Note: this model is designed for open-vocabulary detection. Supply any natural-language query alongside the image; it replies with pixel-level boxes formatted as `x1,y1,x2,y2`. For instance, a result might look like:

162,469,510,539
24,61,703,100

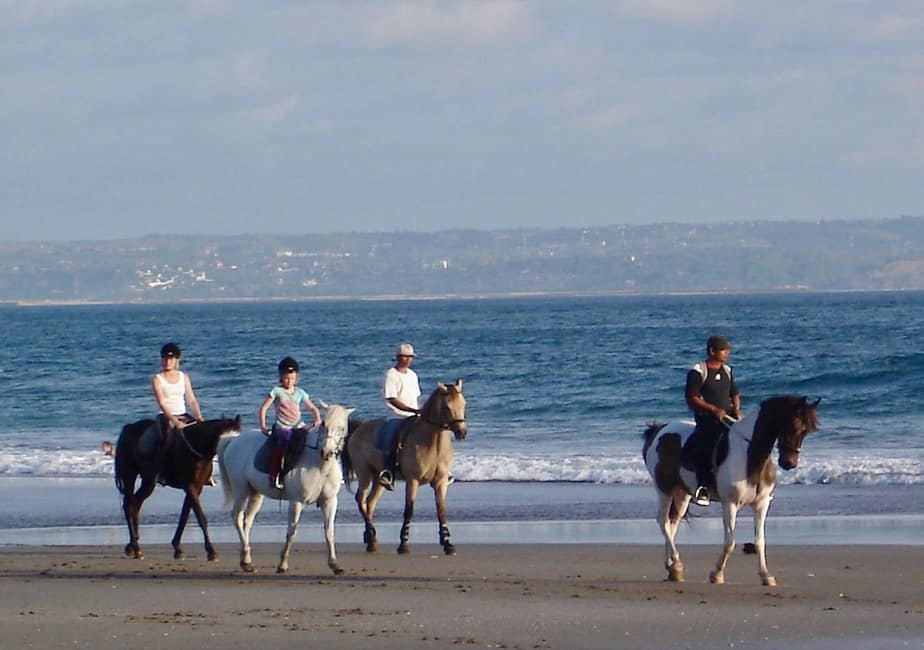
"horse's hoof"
173,551,184,560
207,553,218,562
762,575,777,587
709,571,725,585
365,543,377,553
397,544,410,555
331,565,344,576
667,571,684,583
443,543,456,556
276,566,288,574
241,563,256,573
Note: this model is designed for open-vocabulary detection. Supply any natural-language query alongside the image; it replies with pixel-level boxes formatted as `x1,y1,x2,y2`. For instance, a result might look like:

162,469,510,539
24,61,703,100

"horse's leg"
433,479,456,556
656,490,684,582
710,501,739,584
183,484,217,562
124,476,156,559
355,474,383,552
232,491,263,572
319,493,344,575
278,500,303,574
752,498,776,586
397,479,421,555
172,492,193,560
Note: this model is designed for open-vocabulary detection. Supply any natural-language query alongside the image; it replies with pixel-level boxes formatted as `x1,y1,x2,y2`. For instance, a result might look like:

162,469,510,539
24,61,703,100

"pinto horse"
115,415,242,561
343,380,467,555
217,403,353,575
643,395,819,586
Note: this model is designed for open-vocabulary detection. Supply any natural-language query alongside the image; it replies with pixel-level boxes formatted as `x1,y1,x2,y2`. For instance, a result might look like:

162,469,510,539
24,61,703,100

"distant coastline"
8,286,922,309
2,217,922,302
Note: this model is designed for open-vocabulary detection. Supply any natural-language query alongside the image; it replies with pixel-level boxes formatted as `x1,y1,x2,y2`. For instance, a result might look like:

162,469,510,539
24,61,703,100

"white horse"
217,403,354,575
642,395,819,586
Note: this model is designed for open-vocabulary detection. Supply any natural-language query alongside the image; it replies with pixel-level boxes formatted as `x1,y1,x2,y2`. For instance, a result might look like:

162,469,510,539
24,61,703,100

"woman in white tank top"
152,342,203,431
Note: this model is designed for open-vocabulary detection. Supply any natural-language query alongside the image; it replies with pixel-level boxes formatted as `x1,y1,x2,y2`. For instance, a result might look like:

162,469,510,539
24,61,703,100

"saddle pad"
138,423,162,459
252,428,317,475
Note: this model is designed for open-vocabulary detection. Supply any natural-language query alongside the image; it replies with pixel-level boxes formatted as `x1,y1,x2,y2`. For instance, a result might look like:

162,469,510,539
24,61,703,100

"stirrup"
693,487,711,507
377,469,395,491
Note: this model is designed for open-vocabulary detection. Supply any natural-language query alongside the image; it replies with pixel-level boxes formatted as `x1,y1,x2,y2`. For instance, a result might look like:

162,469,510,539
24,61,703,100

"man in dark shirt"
685,335,741,506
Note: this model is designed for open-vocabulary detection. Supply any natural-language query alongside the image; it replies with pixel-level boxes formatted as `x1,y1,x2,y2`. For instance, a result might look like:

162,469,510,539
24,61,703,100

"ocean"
1,292,923,542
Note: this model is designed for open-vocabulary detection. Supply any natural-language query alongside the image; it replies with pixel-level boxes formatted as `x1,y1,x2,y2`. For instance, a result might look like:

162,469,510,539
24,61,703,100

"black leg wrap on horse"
400,523,410,545
439,525,451,547
363,525,377,544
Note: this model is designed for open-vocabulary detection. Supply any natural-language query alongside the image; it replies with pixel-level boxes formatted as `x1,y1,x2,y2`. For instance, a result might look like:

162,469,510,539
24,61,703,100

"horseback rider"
152,342,203,483
258,356,322,490
685,334,741,506
377,342,422,491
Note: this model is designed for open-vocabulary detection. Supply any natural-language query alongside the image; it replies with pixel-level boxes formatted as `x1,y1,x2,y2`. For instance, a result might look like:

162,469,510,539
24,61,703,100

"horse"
216,403,353,575
642,395,820,586
114,415,242,561
343,379,467,555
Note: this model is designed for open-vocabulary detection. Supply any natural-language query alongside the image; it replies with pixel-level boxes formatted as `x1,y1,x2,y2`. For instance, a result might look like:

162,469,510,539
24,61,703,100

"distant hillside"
1,217,922,303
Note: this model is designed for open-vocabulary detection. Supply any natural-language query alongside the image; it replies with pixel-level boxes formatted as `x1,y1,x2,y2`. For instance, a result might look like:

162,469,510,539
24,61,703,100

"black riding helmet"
278,356,299,373
161,342,181,359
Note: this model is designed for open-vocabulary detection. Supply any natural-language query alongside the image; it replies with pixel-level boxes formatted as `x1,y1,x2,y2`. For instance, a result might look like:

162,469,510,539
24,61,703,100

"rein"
178,427,206,459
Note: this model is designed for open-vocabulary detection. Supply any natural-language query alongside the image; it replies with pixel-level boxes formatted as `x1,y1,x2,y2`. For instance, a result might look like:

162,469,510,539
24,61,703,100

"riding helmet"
278,356,299,373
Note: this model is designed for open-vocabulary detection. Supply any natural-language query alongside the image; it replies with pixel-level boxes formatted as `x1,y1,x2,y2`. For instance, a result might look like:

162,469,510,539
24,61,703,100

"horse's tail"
339,418,362,491
113,423,132,495
216,434,237,509
642,421,665,444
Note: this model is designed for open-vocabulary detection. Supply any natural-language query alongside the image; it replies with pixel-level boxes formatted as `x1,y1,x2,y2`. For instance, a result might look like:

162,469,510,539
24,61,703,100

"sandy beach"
2,542,922,649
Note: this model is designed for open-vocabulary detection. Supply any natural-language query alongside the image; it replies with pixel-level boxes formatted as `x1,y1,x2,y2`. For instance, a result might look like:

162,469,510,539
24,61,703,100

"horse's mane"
759,395,820,432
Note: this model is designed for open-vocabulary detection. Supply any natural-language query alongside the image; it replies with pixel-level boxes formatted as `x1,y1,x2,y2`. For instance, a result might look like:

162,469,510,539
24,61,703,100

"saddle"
680,422,730,487
253,428,312,478
375,417,417,471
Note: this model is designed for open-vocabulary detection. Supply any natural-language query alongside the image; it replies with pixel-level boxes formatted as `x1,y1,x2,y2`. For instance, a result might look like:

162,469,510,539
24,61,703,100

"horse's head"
422,378,467,440
771,396,820,470
318,404,354,461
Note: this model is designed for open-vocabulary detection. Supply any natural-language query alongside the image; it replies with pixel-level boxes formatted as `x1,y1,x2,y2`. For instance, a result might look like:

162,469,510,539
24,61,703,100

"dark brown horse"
115,415,241,560
343,380,467,555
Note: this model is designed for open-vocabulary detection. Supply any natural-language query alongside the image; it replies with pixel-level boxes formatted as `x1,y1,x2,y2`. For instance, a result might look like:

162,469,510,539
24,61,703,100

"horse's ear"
454,378,463,392
346,407,356,416
811,397,822,408
233,414,242,428
319,399,330,410
437,381,448,393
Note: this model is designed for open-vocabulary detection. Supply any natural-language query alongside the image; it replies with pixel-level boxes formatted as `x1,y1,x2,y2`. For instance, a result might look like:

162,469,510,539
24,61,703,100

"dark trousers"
689,416,728,488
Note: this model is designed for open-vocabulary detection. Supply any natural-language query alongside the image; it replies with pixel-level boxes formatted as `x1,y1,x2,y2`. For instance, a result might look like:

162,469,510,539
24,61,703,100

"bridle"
422,395,466,432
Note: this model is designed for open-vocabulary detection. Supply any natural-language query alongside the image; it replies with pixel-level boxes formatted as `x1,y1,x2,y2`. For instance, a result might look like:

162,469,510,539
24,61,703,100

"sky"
2,1,923,242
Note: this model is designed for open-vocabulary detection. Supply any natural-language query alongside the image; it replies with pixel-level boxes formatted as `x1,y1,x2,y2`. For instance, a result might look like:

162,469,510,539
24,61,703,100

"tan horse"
343,379,467,555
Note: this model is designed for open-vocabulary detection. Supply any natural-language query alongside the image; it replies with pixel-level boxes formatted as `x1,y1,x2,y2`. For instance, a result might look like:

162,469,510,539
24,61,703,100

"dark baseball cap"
278,356,299,373
160,342,181,358
707,335,732,351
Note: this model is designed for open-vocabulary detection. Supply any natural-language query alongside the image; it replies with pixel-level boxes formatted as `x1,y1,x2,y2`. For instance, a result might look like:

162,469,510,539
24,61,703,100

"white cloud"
359,0,534,47
614,0,736,24
240,94,299,123
577,104,639,132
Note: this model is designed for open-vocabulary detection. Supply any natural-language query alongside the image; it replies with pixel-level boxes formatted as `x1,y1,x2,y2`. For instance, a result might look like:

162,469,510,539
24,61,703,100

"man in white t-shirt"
378,342,421,490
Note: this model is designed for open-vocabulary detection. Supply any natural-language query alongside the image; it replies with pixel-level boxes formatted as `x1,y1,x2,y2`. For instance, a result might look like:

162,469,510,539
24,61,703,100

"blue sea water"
1,292,922,533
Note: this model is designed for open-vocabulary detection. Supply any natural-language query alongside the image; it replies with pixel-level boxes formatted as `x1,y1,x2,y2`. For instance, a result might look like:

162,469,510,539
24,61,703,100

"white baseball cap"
395,342,415,357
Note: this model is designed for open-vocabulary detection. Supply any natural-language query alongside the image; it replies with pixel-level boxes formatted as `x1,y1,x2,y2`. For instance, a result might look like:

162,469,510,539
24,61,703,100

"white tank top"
156,371,187,415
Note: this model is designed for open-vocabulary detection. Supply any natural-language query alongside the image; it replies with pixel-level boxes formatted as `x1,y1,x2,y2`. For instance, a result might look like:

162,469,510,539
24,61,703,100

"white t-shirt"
155,371,187,415
384,366,421,417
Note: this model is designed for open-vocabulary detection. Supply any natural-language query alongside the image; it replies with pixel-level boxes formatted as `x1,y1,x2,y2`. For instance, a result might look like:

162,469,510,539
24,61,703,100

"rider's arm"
303,396,322,429
387,397,420,416
258,394,274,434
184,374,203,421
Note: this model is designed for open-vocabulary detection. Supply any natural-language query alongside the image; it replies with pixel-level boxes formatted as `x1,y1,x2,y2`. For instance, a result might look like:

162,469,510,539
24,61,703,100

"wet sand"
1,543,921,649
